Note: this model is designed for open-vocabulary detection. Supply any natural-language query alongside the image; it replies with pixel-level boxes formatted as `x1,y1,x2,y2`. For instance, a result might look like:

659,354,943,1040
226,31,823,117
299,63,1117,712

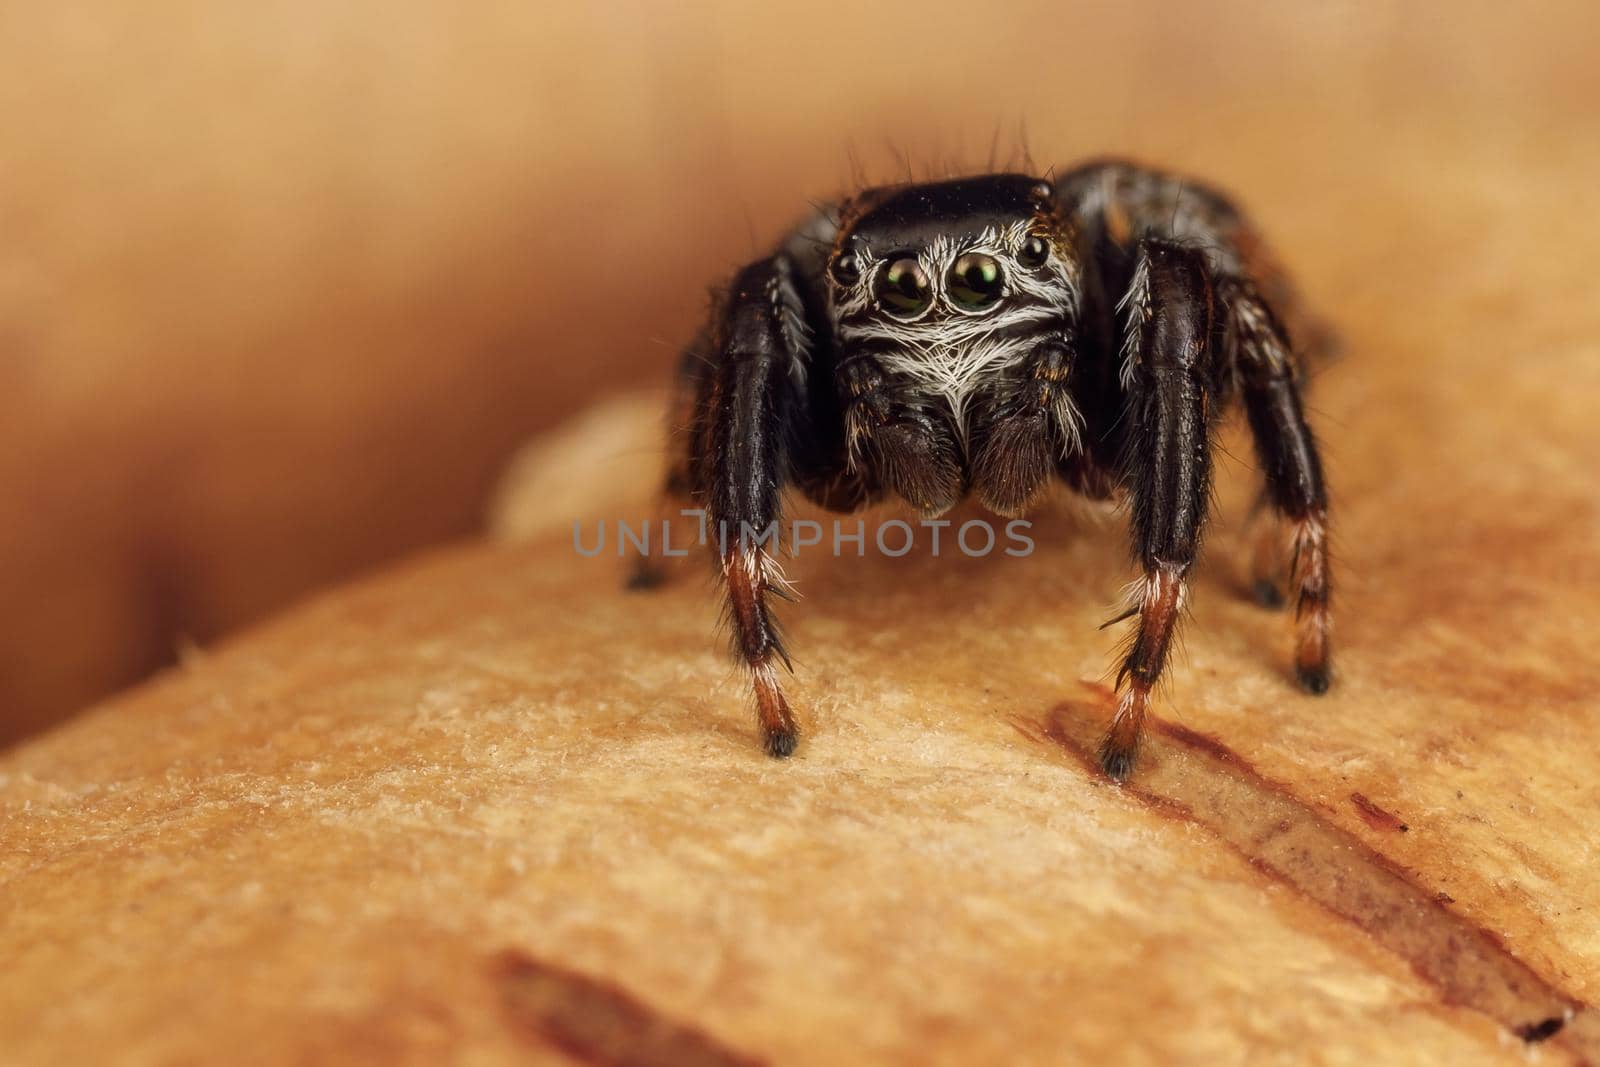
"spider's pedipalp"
840,354,964,516
970,335,1081,515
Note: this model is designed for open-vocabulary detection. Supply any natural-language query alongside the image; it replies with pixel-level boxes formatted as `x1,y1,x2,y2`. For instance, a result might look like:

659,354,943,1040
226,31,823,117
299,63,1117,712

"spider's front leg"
690,255,812,757
1099,241,1221,779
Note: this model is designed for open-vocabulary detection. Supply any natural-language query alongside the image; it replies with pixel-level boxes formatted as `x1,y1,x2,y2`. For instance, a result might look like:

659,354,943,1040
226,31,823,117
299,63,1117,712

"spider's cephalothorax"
638,161,1333,779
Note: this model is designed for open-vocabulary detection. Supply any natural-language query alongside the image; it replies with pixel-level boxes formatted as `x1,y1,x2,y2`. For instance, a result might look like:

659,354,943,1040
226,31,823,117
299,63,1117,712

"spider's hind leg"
1223,279,1333,693
1242,490,1287,609
624,470,697,591
627,341,705,591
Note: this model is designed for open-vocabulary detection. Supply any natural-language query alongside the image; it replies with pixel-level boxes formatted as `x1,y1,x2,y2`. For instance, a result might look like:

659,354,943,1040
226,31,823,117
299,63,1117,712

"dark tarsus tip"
1513,1016,1565,1044
763,726,798,759
624,562,667,592
1096,737,1137,782
1296,663,1331,695
1251,579,1286,610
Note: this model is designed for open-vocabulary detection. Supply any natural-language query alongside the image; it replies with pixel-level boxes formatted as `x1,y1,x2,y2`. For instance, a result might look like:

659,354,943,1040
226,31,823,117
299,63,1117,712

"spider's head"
826,174,1074,331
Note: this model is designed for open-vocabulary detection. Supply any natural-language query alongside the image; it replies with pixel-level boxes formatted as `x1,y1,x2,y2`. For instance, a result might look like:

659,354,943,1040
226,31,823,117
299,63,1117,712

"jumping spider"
637,160,1332,779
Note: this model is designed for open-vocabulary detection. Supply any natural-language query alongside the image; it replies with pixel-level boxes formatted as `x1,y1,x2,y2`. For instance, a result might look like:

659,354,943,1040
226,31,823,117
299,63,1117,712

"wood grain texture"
3,2,1600,1063
4,186,1599,1059
3,0,1598,745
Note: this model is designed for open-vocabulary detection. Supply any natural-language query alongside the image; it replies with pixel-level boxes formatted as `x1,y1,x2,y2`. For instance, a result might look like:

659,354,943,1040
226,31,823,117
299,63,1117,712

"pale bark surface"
4,5,1600,1063
3,0,1597,746
4,225,1598,1061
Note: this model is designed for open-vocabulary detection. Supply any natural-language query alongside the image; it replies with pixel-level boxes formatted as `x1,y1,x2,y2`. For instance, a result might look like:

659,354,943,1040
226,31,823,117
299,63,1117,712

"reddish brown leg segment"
1100,565,1188,778
1290,509,1332,692
725,547,797,756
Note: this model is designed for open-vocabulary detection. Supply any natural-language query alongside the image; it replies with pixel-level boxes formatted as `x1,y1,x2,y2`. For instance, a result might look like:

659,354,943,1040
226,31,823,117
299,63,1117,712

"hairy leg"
691,256,813,756
1100,240,1220,779
1223,279,1333,693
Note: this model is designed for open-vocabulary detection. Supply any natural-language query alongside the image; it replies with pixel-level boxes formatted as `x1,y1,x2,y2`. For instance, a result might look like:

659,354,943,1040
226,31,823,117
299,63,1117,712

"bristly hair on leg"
1115,255,1154,391
718,544,795,670
1099,565,1189,779
1289,509,1332,693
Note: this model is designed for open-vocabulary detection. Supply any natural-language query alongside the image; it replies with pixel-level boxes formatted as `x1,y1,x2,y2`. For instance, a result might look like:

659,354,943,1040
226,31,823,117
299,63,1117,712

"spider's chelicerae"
638,160,1332,779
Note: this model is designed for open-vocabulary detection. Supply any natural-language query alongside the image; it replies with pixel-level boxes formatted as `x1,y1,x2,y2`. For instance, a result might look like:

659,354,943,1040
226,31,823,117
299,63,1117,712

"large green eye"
948,252,1005,309
875,256,932,317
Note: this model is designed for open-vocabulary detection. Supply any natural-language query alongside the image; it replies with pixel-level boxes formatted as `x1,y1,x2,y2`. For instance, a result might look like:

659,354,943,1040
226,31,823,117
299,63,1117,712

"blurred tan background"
1,1,1595,745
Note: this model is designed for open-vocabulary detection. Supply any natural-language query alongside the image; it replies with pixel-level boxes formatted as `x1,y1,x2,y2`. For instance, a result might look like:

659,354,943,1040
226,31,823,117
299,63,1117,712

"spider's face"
825,174,1080,433
825,174,1077,334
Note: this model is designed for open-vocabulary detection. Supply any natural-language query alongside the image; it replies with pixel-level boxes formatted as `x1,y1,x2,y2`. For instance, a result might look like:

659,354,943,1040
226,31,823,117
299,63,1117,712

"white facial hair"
830,221,1082,450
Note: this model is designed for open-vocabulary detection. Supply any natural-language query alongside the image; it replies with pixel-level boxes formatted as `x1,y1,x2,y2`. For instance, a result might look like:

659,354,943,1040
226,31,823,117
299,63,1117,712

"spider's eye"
875,257,931,317
1018,235,1050,268
948,252,1005,309
830,253,860,286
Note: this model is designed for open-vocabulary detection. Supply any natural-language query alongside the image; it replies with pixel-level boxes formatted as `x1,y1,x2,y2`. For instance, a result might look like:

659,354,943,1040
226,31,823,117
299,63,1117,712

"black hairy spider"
636,160,1332,779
